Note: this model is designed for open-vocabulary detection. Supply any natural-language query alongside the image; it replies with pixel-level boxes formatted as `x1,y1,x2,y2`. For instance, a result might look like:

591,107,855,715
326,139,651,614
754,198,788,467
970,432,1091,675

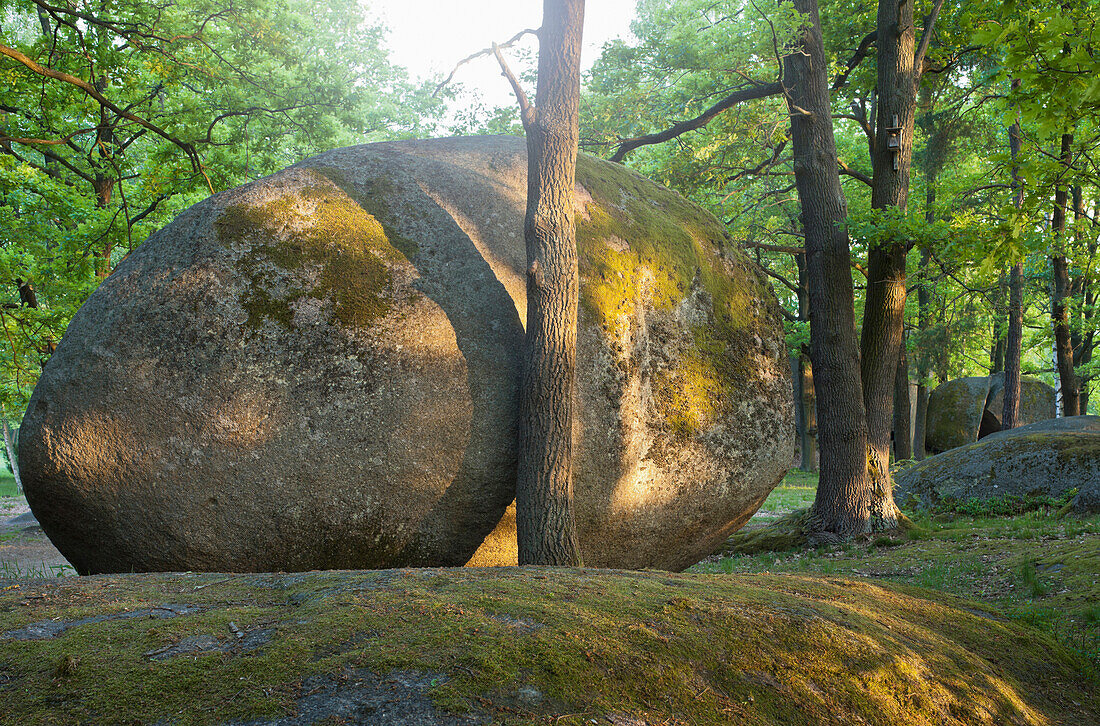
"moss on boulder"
18,136,792,574
896,415,1100,514
1,568,1096,725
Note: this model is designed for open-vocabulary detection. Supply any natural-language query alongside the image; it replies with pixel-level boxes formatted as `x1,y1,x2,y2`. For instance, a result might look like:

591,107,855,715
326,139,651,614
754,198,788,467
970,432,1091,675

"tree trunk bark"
1002,85,1025,431
1051,134,1079,415
1070,186,1093,415
785,0,880,537
515,0,585,566
856,0,915,512
990,274,1007,373
913,383,928,460
795,251,817,472
893,344,912,461
799,352,817,472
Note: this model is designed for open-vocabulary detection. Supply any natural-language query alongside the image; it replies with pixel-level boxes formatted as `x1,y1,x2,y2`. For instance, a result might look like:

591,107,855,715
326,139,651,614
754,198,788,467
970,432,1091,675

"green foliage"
935,489,1079,519
0,0,439,411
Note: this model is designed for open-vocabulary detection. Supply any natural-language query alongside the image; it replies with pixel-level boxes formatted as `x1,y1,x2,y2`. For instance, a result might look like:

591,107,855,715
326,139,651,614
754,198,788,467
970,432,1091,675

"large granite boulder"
896,415,1100,514
925,373,1055,453
19,136,793,575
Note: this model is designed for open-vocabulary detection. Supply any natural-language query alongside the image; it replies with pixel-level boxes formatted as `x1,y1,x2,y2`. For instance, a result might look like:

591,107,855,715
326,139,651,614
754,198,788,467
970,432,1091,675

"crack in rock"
1,604,201,641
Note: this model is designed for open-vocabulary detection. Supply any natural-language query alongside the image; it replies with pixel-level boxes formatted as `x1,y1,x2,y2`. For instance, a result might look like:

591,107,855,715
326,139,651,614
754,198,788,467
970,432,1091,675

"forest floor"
693,470,1100,670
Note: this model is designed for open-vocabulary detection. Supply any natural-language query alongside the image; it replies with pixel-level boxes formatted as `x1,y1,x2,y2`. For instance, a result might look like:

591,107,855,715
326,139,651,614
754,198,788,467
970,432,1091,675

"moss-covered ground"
697,472,1100,670
2,473,1098,724
0,566,1097,725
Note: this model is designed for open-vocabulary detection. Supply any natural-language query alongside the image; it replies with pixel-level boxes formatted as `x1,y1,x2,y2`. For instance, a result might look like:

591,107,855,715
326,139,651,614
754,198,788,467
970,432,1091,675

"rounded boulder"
19,136,792,574
896,415,1100,513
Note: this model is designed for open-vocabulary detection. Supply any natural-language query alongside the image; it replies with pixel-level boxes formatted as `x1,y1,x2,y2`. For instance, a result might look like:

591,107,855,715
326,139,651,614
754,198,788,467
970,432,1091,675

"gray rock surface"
896,415,1100,513
925,373,1055,453
19,136,793,574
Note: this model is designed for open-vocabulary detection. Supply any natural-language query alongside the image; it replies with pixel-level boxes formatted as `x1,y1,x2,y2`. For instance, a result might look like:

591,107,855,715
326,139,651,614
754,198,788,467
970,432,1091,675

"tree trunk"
1051,134,1079,415
990,274,1007,372
784,0,880,537
796,252,816,472
1002,86,1025,431
893,344,912,461
514,0,585,566
857,0,916,511
913,383,928,460
1070,186,1092,414
799,352,817,472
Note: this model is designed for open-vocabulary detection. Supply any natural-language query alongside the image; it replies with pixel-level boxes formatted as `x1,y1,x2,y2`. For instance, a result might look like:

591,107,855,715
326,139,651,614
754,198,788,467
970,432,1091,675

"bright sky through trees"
365,0,636,108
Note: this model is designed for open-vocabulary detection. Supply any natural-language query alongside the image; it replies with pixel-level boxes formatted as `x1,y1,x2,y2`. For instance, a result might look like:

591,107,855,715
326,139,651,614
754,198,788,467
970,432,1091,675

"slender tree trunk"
785,0,880,537
893,344,912,461
795,252,816,472
1002,94,1025,430
514,0,585,566
913,382,929,460
913,127,936,460
990,274,1007,372
1051,133,1079,415
800,354,817,471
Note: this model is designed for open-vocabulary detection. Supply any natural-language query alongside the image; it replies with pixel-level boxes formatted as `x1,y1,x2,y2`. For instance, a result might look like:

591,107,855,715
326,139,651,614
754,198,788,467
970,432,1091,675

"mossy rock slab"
1,568,1096,725
925,375,1054,454
896,415,1100,513
18,136,792,574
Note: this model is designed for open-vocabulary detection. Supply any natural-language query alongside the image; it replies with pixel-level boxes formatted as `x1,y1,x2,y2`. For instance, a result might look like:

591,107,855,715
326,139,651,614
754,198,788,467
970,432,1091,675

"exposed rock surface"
896,415,1100,513
925,373,1055,454
19,136,792,574
2,569,1097,725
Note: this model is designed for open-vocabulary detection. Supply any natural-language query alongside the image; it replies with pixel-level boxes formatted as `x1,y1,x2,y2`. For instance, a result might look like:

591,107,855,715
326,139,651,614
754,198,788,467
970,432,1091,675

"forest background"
1,0,1097,463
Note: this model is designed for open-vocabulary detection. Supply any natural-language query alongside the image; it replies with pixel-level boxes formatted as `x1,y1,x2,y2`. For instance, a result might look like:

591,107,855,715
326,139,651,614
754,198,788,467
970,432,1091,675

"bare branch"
434,28,539,96
744,241,806,255
492,43,535,127
914,0,946,76
838,158,873,187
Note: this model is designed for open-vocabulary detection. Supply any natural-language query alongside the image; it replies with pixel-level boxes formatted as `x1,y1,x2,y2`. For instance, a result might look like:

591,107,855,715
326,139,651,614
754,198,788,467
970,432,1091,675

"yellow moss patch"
214,173,410,331
574,155,773,438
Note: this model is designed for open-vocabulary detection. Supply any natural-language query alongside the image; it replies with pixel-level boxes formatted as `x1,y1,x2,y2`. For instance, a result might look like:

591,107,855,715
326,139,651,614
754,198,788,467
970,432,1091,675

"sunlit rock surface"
19,136,792,574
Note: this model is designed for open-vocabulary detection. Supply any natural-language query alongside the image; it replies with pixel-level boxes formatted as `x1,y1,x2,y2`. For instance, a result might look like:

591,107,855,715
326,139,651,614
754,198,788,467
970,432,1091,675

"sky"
364,0,639,112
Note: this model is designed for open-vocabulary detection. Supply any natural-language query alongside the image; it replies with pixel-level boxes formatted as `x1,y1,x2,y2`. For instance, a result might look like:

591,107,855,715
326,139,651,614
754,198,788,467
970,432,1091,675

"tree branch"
914,0,946,77
838,158,873,187
609,81,785,162
434,28,539,96
831,31,876,91
492,42,535,127
0,42,212,192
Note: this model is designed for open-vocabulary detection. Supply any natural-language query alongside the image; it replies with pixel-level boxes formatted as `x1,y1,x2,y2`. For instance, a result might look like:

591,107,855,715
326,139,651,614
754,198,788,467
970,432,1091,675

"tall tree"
498,0,586,566
784,0,883,536
858,0,942,491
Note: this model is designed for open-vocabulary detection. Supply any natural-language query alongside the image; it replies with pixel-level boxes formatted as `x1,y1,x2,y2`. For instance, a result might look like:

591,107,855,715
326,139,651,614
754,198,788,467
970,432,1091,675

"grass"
756,469,818,513
0,560,73,579
694,470,1100,669
0,471,19,498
